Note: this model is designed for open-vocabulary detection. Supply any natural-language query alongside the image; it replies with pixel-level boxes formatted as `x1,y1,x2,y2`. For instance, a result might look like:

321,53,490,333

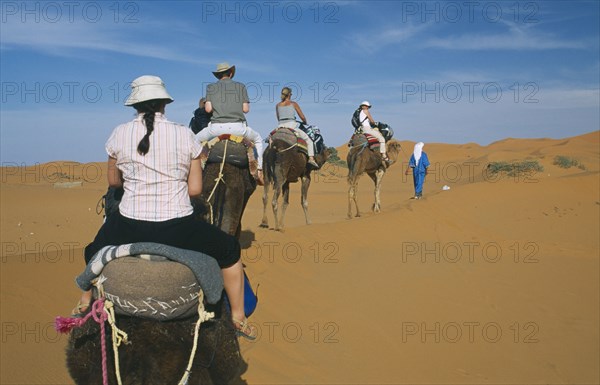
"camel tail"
346,150,359,181
263,148,275,185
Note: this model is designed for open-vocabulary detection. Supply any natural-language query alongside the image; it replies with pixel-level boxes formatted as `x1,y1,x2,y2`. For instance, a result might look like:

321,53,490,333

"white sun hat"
360,100,372,108
124,75,174,106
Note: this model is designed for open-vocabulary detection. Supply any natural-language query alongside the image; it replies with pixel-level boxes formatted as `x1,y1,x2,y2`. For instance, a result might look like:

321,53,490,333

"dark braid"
134,99,166,155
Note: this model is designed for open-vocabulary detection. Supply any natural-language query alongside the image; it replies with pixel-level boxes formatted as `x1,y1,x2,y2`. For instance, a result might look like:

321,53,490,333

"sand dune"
1,132,598,384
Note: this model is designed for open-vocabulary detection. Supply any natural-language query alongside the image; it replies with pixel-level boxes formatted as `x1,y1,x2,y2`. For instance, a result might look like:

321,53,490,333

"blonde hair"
280,87,292,102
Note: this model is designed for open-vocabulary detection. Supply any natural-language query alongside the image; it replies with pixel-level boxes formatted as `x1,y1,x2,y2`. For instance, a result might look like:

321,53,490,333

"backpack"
376,122,394,142
299,122,326,155
351,108,367,130
189,108,211,134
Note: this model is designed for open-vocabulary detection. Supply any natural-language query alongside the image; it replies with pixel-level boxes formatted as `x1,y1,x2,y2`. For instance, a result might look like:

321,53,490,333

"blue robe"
409,152,429,196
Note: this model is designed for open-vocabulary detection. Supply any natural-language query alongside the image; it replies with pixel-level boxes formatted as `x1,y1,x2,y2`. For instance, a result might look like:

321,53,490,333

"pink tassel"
54,299,102,334
55,315,86,334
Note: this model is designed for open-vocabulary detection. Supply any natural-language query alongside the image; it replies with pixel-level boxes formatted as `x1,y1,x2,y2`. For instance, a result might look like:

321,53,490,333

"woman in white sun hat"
74,75,257,339
359,101,388,162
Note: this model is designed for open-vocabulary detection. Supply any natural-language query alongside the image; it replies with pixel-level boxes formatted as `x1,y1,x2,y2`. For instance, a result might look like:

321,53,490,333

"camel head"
315,147,331,166
386,141,403,164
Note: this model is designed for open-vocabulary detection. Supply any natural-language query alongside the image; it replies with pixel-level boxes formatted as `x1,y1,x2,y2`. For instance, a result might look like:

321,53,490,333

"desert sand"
1,131,598,384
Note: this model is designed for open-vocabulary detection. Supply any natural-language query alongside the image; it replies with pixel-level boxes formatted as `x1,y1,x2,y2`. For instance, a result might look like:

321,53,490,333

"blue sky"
1,0,599,165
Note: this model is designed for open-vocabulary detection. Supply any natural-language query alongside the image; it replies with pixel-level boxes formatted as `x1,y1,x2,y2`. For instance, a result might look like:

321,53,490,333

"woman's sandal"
233,318,257,341
71,301,90,318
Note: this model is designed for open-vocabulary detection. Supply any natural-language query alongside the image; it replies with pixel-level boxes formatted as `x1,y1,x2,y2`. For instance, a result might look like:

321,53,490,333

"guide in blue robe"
406,142,430,198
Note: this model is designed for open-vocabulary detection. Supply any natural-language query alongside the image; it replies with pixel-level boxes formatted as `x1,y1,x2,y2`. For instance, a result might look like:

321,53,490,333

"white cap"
360,100,372,108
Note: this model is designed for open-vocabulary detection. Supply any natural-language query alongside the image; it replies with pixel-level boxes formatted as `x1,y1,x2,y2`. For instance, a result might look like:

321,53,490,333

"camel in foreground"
65,139,257,384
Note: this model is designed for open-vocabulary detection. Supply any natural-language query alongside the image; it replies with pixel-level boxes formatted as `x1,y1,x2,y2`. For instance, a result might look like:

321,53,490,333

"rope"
352,142,368,158
275,142,298,153
94,277,128,385
104,300,128,385
205,140,229,225
177,290,215,385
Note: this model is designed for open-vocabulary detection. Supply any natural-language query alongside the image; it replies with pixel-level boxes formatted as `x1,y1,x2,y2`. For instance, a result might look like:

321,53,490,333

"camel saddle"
98,257,202,320
268,127,309,156
349,133,381,151
205,134,256,168
77,242,224,321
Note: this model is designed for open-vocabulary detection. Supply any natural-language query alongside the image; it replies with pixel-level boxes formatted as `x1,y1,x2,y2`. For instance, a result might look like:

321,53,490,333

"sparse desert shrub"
326,147,348,168
487,160,544,177
553,155,585,170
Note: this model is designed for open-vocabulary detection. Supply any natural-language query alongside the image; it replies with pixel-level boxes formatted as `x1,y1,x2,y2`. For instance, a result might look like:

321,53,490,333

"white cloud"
350,22,431,53
0,17,214,64
425,21,588,50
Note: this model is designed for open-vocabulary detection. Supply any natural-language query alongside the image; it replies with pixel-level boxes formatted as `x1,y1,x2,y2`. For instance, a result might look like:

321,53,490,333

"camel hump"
99,257,202,321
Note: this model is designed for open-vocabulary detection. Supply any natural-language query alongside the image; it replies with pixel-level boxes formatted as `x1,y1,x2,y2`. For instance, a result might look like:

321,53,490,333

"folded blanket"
76,242,224,304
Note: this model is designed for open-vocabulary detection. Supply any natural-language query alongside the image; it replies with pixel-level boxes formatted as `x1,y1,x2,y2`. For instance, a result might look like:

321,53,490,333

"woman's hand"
254,169,264,186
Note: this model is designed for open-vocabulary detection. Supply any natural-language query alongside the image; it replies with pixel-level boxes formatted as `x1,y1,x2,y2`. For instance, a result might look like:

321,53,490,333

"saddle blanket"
269,127,308,155
349,133,380,151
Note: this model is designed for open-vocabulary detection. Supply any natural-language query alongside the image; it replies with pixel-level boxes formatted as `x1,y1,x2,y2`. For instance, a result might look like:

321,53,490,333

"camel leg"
371,169,385,213
353,182,361,217
279,182,290,231
300,174,311,225
347,178,355,219
347,175,361,218
271,180,281,231
260,180,270,228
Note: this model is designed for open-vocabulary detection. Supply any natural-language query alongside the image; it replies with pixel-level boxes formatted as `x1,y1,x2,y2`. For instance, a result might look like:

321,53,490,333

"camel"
347,136,402,219
201,139,257,238
65,140,256,385
66,301,244,385
260,128,330,231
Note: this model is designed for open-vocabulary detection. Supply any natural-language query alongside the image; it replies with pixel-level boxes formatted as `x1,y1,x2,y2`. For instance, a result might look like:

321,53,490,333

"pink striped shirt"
105,113,202,221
